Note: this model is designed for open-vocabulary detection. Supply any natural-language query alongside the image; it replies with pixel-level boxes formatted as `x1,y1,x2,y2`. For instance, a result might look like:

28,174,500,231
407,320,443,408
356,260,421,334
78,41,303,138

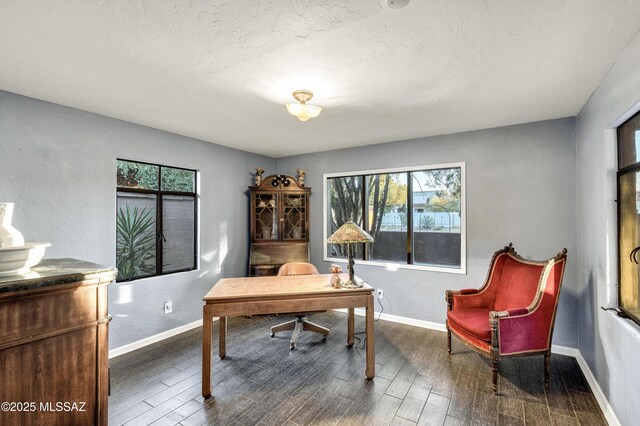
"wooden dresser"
0,259,116,426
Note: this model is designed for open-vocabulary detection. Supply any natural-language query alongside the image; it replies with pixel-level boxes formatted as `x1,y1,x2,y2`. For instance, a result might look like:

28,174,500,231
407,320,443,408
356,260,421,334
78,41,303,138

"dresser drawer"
0,281,105,346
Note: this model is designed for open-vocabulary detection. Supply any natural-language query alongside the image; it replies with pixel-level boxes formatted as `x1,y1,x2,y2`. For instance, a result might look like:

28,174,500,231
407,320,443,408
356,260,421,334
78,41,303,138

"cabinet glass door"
283,194,306,240
255,193,278,240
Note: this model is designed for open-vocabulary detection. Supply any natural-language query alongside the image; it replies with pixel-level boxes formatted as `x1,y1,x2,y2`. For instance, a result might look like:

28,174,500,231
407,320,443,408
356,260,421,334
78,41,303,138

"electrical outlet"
377,289,383,300
163,300,173,314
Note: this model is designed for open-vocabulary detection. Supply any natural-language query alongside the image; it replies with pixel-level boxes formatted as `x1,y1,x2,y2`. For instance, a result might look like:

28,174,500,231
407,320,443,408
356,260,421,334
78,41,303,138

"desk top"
204,273,372,301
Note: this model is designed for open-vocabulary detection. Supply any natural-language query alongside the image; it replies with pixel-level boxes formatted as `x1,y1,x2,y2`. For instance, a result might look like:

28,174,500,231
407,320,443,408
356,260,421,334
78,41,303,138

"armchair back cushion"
454,253,545,312
498,257,566,354
492,255,545,311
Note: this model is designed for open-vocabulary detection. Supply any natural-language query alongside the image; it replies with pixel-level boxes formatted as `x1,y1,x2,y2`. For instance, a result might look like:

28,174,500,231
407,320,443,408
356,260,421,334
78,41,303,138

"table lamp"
327,221,374,288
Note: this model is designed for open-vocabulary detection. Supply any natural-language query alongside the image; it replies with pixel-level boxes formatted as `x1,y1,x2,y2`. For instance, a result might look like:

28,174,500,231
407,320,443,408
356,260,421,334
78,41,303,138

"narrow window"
116,159,197,282
617,112,640,325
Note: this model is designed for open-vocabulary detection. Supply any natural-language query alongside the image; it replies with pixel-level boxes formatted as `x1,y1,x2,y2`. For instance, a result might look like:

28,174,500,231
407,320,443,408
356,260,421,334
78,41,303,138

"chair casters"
322,335,327,342
290,343,296,350
270,332,275,337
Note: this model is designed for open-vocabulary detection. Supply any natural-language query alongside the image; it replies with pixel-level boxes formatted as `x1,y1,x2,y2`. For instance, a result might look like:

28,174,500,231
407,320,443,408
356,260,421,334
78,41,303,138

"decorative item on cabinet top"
297,168,306,187
0,202,51,277
250,173,308,191
254,168,265,186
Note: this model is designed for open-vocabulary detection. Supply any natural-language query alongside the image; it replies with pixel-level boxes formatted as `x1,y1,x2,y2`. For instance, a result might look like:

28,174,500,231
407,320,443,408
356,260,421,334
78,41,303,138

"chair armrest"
506,307,529,316
445,290,458,309
446,288,492,311
493,309,551,355
488,308,528,322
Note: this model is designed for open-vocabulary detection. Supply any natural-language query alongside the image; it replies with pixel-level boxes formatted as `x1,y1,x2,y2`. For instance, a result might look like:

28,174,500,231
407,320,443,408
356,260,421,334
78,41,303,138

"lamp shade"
327,221,373,244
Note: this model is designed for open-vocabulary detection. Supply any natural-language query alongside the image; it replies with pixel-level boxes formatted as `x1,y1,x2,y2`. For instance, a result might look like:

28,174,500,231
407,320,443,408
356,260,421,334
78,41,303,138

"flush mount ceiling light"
286,90,322,122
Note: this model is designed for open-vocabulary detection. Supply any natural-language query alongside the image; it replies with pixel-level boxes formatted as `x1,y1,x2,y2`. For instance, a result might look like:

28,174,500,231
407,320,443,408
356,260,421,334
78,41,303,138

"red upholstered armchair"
445,243,567,393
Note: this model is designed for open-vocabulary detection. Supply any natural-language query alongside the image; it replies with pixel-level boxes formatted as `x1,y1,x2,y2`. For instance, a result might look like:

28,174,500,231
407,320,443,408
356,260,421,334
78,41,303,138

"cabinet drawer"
0,282,103,345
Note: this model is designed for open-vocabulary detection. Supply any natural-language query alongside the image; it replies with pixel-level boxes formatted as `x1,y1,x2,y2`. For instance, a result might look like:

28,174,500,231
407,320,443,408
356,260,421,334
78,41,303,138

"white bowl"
0,243,51,277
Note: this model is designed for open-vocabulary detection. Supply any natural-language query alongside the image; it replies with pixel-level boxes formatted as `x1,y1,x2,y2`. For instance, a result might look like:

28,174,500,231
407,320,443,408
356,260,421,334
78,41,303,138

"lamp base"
340,278,363,289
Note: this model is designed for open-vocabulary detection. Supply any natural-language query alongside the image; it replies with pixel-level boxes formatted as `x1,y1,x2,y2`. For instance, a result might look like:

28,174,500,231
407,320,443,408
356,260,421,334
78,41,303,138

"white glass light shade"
286,103,322,122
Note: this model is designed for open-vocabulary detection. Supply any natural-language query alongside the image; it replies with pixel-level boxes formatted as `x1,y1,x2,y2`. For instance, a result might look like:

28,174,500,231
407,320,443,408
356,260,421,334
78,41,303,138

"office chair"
270,262,330,349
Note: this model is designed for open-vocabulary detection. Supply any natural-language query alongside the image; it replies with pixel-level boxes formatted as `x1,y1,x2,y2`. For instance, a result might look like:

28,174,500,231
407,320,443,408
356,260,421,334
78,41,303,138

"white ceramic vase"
0,202,25,248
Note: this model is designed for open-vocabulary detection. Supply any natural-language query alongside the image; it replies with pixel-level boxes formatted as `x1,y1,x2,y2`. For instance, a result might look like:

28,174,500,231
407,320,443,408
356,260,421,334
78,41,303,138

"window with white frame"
324,163,465,273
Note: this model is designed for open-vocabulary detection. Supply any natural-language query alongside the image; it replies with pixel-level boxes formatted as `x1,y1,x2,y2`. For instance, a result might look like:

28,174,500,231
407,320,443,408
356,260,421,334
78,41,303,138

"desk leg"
347,307,355,347
365,295,375,380
219,316,227,359
202,305,213,398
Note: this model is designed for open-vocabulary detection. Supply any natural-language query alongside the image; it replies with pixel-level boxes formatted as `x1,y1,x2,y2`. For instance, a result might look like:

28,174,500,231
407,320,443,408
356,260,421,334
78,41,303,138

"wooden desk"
202,274,375,398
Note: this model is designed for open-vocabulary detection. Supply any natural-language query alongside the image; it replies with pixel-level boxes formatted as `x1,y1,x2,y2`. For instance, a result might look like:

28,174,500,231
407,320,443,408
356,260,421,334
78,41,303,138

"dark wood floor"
108,311,606,426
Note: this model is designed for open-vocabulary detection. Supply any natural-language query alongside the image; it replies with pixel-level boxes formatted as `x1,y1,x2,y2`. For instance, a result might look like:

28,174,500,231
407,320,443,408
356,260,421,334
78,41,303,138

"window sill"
116,267,199,284
323,256,466,275
605,309,640,340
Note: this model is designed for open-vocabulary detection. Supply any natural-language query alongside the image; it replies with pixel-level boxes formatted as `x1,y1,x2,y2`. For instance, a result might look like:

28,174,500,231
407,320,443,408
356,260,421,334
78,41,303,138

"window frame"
116,158,198,282
617,111,640,326
323,162,466,275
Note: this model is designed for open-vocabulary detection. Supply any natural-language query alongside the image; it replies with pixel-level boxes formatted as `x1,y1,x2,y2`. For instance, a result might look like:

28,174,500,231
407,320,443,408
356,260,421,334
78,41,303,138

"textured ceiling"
1,1,639,157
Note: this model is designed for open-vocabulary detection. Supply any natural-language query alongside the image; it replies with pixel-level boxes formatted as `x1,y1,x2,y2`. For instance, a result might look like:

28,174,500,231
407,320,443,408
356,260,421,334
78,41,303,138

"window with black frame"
116,159,197,282
325,164,464,272
617,112,640,325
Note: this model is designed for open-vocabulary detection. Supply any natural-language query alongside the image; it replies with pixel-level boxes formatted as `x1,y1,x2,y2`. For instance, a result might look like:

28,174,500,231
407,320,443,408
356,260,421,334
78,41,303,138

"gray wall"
0,89,580,354
276,118,578,347
576,31,640,425
0,90,275,349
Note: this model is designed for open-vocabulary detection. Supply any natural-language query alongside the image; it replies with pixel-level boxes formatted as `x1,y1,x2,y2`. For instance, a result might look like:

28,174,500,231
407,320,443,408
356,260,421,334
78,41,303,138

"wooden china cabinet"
248,174,310,276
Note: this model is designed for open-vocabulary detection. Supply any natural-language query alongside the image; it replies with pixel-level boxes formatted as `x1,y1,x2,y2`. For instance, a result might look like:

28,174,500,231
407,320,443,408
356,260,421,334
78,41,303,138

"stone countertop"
0,258,117,294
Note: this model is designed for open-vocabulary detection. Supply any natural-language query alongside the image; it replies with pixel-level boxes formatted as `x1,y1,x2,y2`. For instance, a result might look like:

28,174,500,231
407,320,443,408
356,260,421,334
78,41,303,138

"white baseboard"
551,344,579,357
109,310,620,425
523,344,619,425
108,318,214,359
572,350,621,426
335,309,619,425
333,308,447,332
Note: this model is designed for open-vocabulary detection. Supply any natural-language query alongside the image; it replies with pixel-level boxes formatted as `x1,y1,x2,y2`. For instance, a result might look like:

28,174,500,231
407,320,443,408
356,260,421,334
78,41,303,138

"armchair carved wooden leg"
491,348,500,393
489,311,501,394
444,291,455,355
544,350,551,388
